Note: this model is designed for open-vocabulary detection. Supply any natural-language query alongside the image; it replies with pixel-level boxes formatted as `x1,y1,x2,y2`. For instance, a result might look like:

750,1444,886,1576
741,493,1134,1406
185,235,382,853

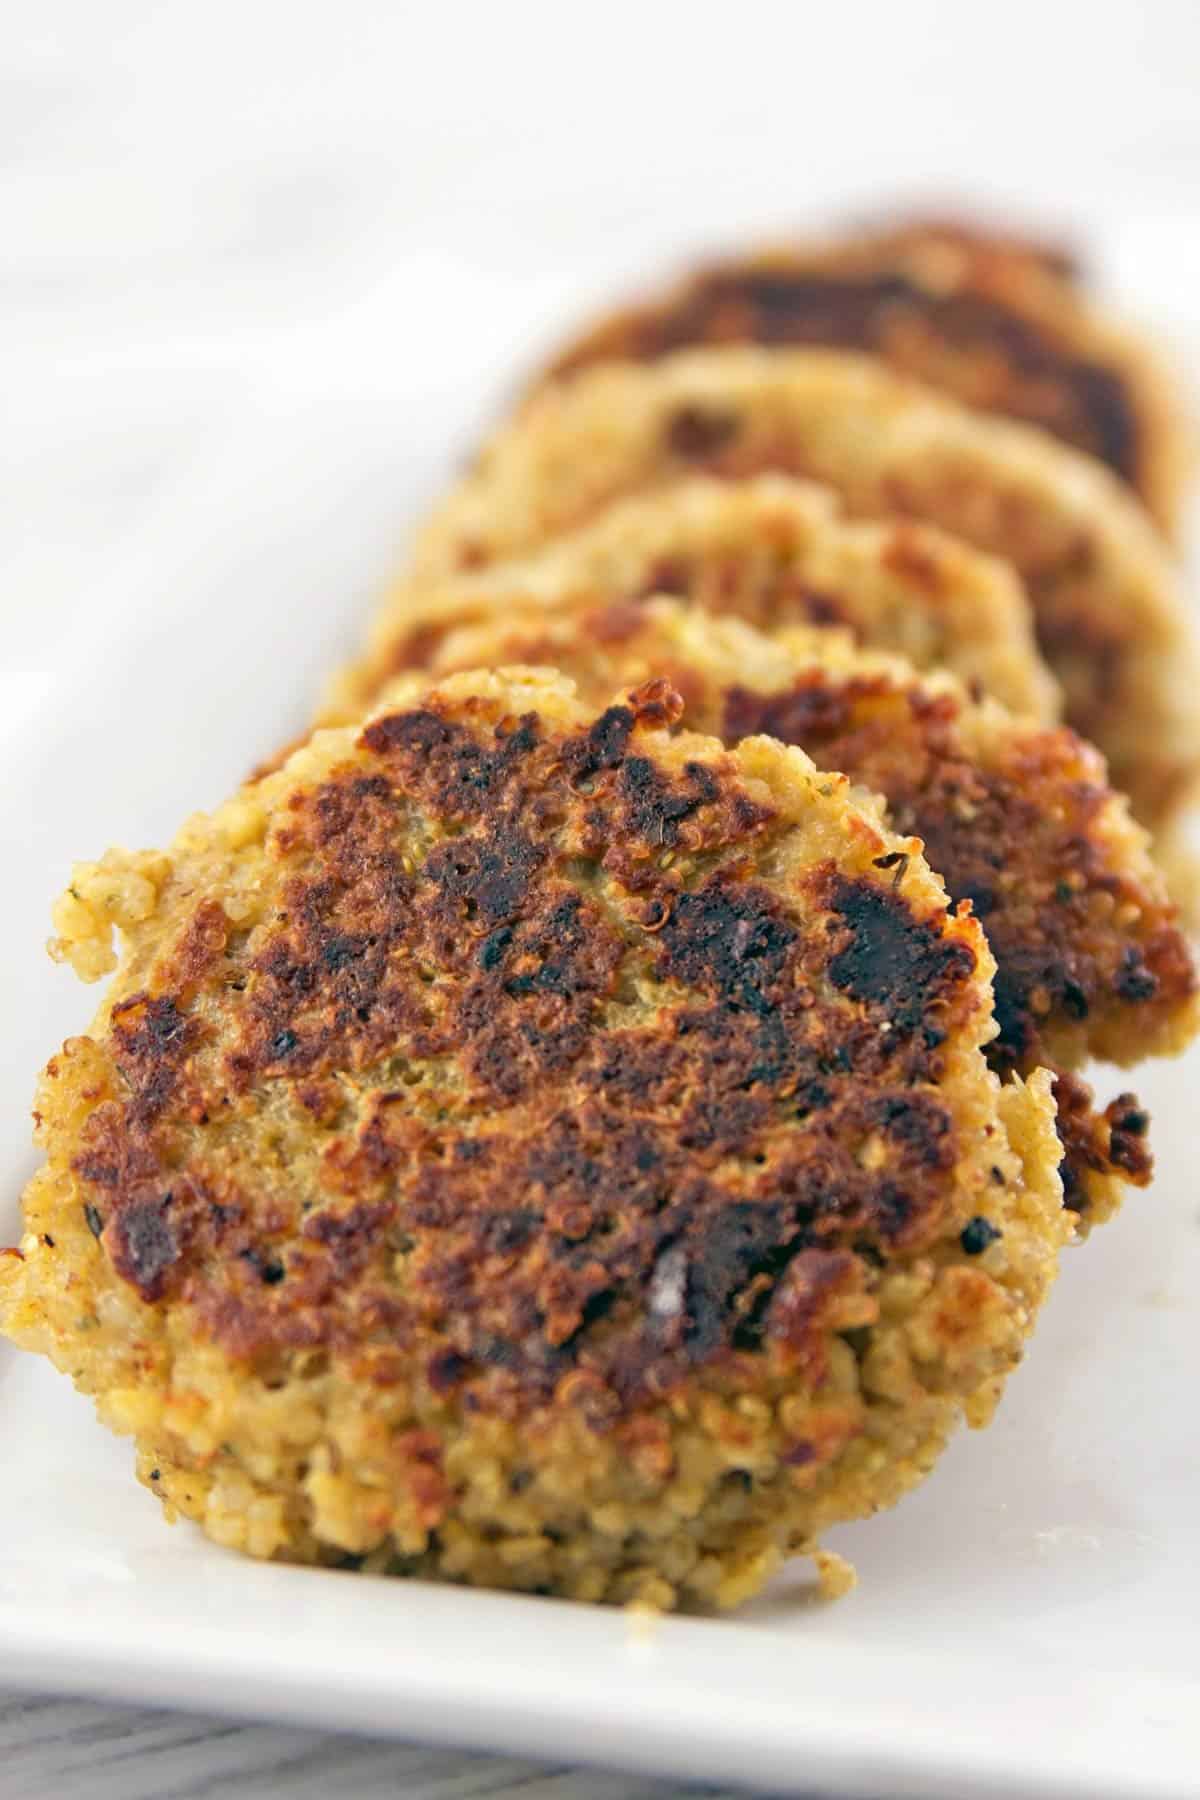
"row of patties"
4,216,1198,1611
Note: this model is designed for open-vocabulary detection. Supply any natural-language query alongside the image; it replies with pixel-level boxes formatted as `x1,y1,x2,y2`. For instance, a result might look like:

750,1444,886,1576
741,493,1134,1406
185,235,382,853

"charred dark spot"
963,883,997,919
683,1204,801,1356
320,935,361,973
360,708,541,821
872,1184,917,1239
701,270,913,340
361,707,457,758
658,878,797,1012
827,877,973,1034
1053,1069,1154,1209
1061,980,1090,1021
297,1201,398,1286
106,994,196,1129
1106,1092,1154,1182
456,888,623,1101
586,262,1140,482
425,826,543,928
479,1209,538,1254
478,926,513,971
665,405,740,459
112,993,188,1053
989,968,1036,1070
1071,364,1137,484
724,678,857,746
83,1203,104,1239
870,1093,954,1167
795,590,849,629
617,755,718,848
427,1347,473,1392
561,1285,618,1343
107,1193,180,1302
794,1079,831,1118
959,1216,1002,1255
562,704,635,782
478,1334,519,1369
1114,948,1158,1004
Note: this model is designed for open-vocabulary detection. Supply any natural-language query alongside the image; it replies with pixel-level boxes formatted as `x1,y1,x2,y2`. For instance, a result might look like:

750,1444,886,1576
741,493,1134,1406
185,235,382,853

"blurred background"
4,0,1200,681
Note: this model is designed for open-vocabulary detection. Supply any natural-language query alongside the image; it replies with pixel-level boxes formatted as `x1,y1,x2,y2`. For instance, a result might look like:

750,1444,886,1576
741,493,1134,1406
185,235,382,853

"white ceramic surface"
1,370,1199,1799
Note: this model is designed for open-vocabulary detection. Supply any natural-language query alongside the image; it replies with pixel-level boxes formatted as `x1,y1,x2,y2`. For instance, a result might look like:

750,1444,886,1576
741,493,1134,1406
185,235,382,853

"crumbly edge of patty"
3,1073,1063,1611
333,474,1058,727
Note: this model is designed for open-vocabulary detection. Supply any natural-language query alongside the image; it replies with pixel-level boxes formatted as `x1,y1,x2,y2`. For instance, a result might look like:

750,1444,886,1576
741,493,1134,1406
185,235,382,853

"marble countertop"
4,3,1199,1794
0,1692,732,1800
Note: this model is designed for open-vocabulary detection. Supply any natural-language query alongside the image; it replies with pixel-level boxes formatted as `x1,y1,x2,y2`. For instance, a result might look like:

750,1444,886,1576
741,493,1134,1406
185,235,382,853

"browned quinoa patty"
410,348,1200,835
535,218,1192,535
1,668,1066,1610
406,605,1199,1224
332,475,1058,728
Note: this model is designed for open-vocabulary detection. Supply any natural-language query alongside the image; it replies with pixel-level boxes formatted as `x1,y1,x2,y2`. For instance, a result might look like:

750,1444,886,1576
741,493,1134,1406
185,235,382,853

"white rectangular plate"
2,368,1198,1800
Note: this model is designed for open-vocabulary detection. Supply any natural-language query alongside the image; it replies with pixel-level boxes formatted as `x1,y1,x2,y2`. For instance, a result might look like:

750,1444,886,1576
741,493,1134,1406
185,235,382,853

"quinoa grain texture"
331,475,1057,729
535,218,1193,537
2,668,1066,1610
380,604,1199,1226
410,348,1200,834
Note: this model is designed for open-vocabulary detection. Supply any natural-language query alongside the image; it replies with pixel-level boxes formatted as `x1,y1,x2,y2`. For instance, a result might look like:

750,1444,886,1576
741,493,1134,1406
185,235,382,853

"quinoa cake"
1,667,1067,1611
535,218,1193,535
331,475,1058,728
401,604,1199,1224
409,348,1200,835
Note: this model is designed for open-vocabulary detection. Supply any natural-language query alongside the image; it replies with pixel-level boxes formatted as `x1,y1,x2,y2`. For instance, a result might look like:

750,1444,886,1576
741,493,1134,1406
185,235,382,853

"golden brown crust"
405,604,1198,1222
47,683,990,1384
535,220,1192,535
411,348,1200,834
3,669,1067,1608
331,476,1058,728
717,666,1197,1077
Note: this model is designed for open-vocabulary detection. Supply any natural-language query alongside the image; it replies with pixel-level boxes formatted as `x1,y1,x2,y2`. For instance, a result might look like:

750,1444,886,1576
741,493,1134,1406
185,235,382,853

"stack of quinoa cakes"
4,216,1199,1613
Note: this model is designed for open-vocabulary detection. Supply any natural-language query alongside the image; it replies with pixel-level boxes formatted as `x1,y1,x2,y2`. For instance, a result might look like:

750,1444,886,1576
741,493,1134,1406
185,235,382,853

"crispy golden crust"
536,220,1193,535
330,475,1058,729
411,348,1200,835
407,604,1198,1224
3,669,1066,1609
